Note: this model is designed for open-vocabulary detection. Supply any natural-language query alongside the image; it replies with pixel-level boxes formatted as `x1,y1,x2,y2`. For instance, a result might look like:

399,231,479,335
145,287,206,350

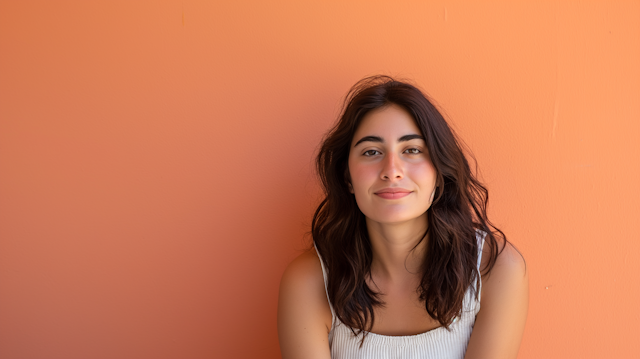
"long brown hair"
312,75,507,343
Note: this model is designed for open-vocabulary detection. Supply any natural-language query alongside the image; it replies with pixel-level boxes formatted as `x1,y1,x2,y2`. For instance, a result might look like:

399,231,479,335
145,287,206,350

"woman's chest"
368,286,442,336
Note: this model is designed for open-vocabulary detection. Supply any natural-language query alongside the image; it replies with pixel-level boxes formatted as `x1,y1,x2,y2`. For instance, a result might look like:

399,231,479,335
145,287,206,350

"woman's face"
348,104,437,225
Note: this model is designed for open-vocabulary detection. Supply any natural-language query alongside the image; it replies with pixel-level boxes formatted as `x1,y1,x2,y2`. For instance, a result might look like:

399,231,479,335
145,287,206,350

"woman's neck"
366,212,429,283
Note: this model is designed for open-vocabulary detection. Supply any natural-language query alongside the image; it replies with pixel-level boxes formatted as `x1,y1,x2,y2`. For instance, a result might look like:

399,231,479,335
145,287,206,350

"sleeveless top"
314,231,486,359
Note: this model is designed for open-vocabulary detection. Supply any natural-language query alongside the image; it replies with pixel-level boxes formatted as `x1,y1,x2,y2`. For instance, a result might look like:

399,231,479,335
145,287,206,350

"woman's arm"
464,242,529,359
277,250,333,359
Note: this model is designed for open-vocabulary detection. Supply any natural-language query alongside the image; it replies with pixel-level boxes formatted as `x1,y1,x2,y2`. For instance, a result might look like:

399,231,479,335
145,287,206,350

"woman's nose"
380,153,403,180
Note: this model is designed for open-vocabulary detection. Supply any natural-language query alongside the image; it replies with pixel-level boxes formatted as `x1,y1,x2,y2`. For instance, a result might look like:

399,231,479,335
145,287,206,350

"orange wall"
1,1,638,358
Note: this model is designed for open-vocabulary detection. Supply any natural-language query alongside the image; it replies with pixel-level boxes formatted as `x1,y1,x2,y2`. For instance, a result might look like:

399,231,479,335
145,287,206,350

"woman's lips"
374,189,412,199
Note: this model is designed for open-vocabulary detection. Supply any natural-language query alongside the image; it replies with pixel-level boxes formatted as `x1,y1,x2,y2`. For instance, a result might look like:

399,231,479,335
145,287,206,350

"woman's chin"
365,212,427,226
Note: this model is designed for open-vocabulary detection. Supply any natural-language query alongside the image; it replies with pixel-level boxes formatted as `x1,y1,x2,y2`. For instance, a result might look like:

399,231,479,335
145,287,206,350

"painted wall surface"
1,1,638,358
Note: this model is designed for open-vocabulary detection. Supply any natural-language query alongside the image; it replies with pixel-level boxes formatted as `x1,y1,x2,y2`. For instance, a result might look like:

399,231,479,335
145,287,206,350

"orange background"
1,1,639,358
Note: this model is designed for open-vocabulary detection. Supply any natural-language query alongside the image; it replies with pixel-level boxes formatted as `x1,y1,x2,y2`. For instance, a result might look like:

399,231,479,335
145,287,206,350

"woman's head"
317,75,470,225
312,75,505,342
348,103,437,225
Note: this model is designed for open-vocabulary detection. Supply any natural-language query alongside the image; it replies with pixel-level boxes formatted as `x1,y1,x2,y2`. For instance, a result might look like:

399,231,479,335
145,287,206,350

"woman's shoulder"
466,238,528,357
277,248,333,358
480,236,526,277
280,248,326,289
480,237,528,303
278,248,332,325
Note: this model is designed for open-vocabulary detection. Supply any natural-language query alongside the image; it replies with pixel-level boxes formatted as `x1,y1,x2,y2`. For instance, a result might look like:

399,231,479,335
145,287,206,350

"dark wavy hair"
311,75,508,344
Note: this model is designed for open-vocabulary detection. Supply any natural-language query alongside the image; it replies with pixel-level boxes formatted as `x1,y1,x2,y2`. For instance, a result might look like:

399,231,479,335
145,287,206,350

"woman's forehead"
352,105,422,144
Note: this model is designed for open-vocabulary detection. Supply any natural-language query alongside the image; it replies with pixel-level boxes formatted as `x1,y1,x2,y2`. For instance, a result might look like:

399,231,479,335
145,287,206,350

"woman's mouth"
374,188,412,199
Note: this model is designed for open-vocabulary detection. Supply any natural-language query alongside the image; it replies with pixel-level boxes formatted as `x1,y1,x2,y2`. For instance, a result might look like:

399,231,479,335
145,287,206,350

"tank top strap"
475,229,487,302
313,243,337,324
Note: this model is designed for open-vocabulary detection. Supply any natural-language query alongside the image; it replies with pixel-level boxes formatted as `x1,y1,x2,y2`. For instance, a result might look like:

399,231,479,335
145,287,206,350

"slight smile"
374,188,412,200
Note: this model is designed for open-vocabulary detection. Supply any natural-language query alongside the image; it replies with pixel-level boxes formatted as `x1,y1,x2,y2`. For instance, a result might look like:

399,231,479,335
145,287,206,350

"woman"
278,76,528,359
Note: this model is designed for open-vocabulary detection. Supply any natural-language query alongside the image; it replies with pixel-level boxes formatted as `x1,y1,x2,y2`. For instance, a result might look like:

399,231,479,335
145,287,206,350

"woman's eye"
363,150,381,156
405,148,422,154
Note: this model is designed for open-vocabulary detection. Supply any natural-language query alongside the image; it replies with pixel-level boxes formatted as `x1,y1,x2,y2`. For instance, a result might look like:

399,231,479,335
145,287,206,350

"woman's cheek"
409,161,436,182
350,165,377,192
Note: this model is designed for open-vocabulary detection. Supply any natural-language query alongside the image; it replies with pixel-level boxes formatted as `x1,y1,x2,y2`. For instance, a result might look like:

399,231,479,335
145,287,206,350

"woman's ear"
348,182,354,194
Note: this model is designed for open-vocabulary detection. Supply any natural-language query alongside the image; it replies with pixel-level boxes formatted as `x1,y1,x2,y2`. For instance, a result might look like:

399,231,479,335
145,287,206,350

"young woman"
278,76,528,359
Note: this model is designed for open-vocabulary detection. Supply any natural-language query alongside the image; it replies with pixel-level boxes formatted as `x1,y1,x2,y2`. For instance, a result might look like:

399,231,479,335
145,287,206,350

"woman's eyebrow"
398,134,424,142
354,134,424,147
354,135,383,146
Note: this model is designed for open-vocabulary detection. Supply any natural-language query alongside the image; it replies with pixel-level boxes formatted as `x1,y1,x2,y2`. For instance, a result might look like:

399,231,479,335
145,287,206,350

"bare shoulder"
466,239,528,358
279,249,330,316
480,237,527,284
277,248,332,359
480,238,528,304
281,249,325,289
486,242,527,305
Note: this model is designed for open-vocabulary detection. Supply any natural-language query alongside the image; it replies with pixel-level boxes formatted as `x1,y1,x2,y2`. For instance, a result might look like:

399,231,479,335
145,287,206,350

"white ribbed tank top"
314,231,486,359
